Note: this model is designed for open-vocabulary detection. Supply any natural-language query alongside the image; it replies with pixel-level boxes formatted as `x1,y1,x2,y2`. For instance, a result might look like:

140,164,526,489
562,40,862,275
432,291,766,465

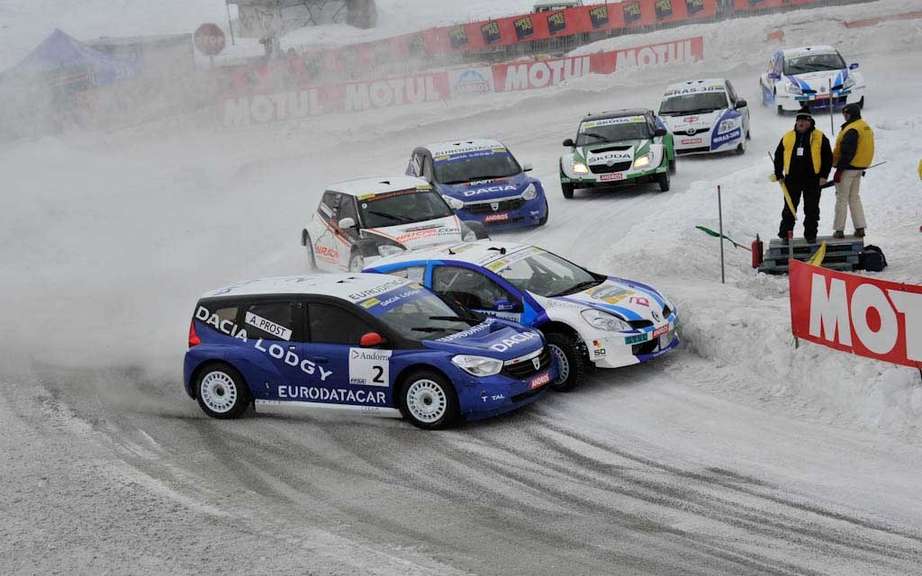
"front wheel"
561,182,574,199
546,332,587,392
399,370,459,430
858,96,865,109
303,230,317,271
657,171,670,192
348,251,365,272
537,197,549,226
196,363,252,419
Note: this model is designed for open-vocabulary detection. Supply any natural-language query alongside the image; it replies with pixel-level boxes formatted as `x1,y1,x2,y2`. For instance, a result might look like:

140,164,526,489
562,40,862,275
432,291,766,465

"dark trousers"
779,180,821,240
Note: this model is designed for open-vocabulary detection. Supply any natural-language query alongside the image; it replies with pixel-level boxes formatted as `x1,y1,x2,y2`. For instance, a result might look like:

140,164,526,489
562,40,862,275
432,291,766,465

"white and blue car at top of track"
759,45,866,113
302,176,487,273
365,240,679,391
658,78,751,156
405,139,549,229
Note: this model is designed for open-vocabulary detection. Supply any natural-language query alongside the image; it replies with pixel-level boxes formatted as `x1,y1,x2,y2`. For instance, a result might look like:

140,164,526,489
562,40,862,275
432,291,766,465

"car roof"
326,176,431,198
581,108,652,121
422,139,507,157
199,273,416,303
663,78,726,95
781,45,838,58
373,239,534,268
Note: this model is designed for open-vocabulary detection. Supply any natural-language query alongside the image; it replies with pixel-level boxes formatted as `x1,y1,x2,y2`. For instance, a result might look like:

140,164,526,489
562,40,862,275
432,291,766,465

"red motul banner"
789,260,922,368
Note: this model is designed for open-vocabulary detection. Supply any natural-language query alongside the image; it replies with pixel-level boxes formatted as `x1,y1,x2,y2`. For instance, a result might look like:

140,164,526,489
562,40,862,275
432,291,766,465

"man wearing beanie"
832,103,875,238
773,111,834,244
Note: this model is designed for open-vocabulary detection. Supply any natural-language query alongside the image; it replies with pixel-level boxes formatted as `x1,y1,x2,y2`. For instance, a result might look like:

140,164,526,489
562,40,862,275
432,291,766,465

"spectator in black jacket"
774,112,834,244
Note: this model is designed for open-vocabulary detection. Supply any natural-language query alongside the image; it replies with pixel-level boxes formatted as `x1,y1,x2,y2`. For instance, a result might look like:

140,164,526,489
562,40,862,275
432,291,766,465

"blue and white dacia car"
366,241,679,391
658,78,750,156
184,273,555,429
405,139,549,229
760,45,865,113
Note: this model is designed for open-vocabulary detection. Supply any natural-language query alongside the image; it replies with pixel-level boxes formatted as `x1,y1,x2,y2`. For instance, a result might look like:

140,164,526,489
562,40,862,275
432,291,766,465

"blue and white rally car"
405,139,549,229
366,241,679,391
184,273,555,429
658,78,750,156
760,45,865,114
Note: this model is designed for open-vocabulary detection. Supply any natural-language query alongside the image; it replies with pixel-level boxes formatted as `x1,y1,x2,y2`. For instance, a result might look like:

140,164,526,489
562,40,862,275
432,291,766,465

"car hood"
364,215,463,250
661,109,723,132
573,139,650,165
422,318,544,359
438,172,533,202
549,276,672,325
786,68,855,91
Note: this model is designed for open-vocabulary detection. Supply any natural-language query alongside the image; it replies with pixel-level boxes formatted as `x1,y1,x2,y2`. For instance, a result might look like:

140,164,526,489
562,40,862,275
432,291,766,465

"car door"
313,191,343,270
431,264,523,322
302,300,394,410
237,298,306,402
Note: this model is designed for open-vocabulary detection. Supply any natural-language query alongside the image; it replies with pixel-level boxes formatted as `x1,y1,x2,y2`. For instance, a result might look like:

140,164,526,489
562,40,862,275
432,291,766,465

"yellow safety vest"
782,129,823,176
833,118,875,168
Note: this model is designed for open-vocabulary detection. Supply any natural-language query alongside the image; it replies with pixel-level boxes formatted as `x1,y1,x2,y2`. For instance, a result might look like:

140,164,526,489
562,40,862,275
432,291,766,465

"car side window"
387,266,426,283
308,303,376,345
725,81,737,104
320,191,339,221
432,266,518,311
337,194,358,223
422,155,434,181
243,301,299,342
406,154,422,177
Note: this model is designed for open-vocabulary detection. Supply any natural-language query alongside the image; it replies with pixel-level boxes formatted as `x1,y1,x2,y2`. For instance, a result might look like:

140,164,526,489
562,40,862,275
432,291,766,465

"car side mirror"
360,332,385,347
494,299,520,312
849,62,859,70
521,162,533,172
654,127,667,137
562,138,575,147
338,217,356,230
735,99,748,109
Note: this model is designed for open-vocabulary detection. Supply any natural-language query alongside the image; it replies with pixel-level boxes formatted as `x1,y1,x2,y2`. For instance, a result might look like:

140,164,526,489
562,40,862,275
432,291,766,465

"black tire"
746,128,751,140
398,369,459,430
858,96,865,109
538,197,549,226
195,363,252,419
348,251,365,272
546,332,587,392
657,171,670,192
668,157,676,175
735,142,746,155
302,230,317,271
561,182,574,199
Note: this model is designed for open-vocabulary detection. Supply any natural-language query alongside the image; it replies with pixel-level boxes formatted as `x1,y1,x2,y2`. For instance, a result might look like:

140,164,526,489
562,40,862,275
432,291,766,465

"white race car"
302,176,486,272
760,45,865,114
658,78,750,156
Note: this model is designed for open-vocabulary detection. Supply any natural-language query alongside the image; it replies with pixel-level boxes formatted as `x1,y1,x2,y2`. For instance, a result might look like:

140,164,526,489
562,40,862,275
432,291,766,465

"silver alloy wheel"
549,344,570,384
200,371,238,414
349,253,365,272
405,379,447,424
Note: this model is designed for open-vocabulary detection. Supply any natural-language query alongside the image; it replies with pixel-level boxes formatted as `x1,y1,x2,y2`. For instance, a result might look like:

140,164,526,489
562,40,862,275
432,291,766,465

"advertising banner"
789,260,922,368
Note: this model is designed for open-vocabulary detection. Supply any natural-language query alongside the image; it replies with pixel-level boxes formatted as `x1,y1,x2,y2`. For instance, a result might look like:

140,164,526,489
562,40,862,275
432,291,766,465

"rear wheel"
858,96,865,109
546,332,587,392
657,170,670,192
561,182,574,199
399,370,459,430
538,197,549,225
668,157,676,174
196,363,252,419
735,139,747,155
302,230,317,271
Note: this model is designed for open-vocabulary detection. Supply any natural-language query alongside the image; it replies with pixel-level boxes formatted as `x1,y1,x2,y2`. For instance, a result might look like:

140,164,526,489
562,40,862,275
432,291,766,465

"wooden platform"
757,235,865,275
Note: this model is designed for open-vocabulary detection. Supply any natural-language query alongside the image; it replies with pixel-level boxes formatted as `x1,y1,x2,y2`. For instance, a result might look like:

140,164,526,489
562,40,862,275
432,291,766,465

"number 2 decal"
349,348,392,387
372,365,385,384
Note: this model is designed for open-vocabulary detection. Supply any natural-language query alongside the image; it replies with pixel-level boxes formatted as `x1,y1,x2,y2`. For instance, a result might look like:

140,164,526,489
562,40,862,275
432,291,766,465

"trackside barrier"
788,259,922,370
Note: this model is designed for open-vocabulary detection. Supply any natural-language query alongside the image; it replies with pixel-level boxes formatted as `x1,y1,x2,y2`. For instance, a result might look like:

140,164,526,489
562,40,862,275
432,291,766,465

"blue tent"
3,29,137,87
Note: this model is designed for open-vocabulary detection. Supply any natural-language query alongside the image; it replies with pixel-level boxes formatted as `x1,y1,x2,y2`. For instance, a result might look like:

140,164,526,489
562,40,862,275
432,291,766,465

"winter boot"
855,228,866,238
833,230,845,239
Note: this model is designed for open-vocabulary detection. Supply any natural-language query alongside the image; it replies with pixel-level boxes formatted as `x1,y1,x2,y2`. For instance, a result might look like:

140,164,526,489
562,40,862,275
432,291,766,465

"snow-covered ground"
1,1,921,574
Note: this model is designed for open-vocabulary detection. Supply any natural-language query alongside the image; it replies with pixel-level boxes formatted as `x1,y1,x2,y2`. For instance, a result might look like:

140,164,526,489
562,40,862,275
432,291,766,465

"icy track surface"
2,2,922,575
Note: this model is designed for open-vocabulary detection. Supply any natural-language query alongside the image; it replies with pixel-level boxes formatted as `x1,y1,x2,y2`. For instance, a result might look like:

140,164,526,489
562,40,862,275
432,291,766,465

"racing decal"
315,244,340,262
490,330,539,352
478,310,523,323
245,311,292,341
278,386,387,405
433,146,507,162
588,150,633,164
255,339,334,381
629,296,650,307
348,348,391,387
196,306,249,341
582,116,646,129
588,285,635,305
484,213,510,223
358,283,426,312
437,319,494,342
462,184,517,198
529,371,551,389
663,83,724,97
367,223,459,245
481,391,507,403
625,333,650,345
346,278,414,303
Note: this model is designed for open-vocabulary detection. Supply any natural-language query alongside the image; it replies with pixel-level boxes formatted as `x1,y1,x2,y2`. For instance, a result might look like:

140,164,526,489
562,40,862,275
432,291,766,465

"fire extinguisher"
751,234,763,268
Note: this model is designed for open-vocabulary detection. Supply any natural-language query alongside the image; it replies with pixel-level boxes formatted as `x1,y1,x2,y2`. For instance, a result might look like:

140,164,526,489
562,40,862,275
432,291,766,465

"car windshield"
490,247,602,297
576,117,651,146
433,149,521,185
659,91,728,115
358,189,453,228
361,284,475,341
784,53,846,75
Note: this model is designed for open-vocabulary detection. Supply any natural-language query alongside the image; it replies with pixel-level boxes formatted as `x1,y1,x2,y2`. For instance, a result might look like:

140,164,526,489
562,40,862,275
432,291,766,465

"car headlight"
580,309,631,332
787,80,802,95
573,162,589,174
377,244,406,257
452,355,503,377
632,154,652,169
522,182,538,200
842,77,856,90
444,195,465,210
718,119,739,134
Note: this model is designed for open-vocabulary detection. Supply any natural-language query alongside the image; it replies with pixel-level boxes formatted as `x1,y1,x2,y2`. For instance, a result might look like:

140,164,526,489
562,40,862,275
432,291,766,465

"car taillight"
188,321,201,348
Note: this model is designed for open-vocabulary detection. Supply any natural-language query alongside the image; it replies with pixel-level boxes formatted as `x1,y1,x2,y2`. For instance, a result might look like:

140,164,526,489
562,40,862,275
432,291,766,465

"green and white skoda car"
559,109,675,198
